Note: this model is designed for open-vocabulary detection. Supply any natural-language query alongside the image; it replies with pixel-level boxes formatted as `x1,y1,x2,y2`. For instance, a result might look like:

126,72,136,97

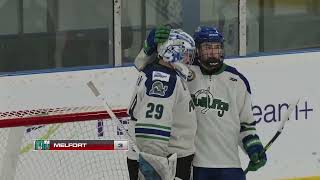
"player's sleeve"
134,48,156,71
237,77,260,151
127,73,146,160
128,73,145,120
174,77,190,105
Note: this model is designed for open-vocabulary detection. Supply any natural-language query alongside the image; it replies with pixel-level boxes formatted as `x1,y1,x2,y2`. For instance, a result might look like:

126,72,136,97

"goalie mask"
194,26,224,73
157,29,195,81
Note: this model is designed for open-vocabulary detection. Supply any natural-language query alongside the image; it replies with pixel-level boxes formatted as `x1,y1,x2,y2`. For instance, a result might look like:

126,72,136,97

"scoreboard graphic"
34,140,128,151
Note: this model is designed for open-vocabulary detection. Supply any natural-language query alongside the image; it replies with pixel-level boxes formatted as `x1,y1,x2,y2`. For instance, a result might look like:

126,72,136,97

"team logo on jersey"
191,89,229,117
149,81,168,96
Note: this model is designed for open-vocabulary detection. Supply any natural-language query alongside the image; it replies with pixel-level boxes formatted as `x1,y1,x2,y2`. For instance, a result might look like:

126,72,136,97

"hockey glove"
143,25,171,56
243,134,267,172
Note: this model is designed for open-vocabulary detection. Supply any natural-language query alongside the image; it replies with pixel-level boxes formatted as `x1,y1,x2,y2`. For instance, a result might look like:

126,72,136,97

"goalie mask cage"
0,105,130,180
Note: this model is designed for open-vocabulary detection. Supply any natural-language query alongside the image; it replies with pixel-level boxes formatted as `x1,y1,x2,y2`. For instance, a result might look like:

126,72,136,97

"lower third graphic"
34,140,128,151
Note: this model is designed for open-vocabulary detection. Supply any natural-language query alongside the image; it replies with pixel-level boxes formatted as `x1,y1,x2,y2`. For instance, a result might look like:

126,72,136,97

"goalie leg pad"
138,152,177,180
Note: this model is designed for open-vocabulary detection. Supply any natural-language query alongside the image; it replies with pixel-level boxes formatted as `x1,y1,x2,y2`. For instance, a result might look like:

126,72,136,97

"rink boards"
1,51,319,180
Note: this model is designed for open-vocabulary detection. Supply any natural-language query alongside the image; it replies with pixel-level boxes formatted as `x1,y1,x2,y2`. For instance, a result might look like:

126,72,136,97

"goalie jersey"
188,64,258,168
128,63,197,159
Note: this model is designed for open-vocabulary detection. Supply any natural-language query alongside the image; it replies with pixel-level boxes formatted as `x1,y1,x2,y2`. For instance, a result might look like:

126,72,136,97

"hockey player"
189,26,267,180
127,28,197,180
134,25,267,180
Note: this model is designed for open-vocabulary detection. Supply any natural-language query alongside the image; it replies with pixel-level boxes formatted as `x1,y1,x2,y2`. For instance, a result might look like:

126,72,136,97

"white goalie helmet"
157,29,196,81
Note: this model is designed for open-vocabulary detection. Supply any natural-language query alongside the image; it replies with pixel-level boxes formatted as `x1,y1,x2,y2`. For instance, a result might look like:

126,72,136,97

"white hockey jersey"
188,64,257,168
128,63,197,159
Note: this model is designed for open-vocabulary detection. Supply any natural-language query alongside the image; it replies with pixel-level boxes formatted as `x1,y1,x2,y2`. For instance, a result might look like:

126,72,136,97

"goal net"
0,105,130,180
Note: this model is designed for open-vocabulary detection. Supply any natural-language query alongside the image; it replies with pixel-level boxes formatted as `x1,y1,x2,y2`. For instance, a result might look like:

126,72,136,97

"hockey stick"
86,81,140,153
244,98,301,174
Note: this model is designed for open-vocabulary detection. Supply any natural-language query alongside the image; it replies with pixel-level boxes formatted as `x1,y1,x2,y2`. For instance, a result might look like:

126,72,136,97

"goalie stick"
244,98,301,174
86,81,140,153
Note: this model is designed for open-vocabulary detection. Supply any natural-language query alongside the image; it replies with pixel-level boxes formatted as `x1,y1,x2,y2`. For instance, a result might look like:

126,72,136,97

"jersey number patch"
145,103,164,119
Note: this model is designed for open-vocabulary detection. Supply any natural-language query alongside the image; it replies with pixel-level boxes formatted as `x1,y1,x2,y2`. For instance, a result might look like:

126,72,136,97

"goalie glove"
138,152,177,180
243,134,267,172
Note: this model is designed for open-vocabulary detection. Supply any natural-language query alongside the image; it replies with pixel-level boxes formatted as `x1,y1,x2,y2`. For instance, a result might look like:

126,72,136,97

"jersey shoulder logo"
152,71,170,82
191,89,229,117
229,77,237,82
149,81,168,96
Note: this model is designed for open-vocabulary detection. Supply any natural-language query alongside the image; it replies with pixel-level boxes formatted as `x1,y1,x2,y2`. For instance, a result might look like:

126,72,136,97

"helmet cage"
157,29,196,81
